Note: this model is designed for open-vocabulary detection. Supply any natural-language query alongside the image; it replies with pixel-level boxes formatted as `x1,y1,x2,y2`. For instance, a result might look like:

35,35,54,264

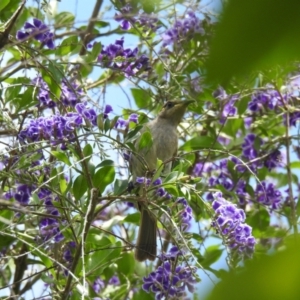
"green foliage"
206,244,300,300
206,0,300,83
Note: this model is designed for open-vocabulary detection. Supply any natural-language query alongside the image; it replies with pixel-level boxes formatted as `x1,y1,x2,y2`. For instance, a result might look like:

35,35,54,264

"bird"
129,99,194,262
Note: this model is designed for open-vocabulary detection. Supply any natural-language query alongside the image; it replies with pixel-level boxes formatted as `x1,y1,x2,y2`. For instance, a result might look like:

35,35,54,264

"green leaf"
223,119,243,137
117,253,135,276
201,245,223,268
41,62,64,99
92,166,115,193
248,210,270,232
207,245,300,300
84,237,121,274
124,212,139,224
114,179,128,194
131,88,151,109
138,131,153,150
60,177,68,194
290,161,300,169
51,151,71,166
164,171,181,183
180,136,222,151
0,0,9,11
206,0,300,83
73,174,88,200
97,159,115,168
125,124,143,143
55,11,75,27
90,42,102,61
50,168,59,189
56,35,78,56
0,209,13,230
83,144,93,161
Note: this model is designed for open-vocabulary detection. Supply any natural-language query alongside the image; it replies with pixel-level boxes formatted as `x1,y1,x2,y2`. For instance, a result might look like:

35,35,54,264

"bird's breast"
149,122,178,162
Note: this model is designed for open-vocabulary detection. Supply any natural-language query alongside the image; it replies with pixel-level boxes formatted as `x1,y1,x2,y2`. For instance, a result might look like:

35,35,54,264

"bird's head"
158,100,195,125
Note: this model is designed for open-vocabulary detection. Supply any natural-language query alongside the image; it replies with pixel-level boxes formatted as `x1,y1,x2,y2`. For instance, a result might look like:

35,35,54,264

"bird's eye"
165,102,174,109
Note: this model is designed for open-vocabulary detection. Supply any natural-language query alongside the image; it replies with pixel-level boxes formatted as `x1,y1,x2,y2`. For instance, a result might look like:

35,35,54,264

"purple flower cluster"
248,87,286,112
176,197,193,230
115,4,160,31
93,277,105,293
162,11,204,46
264,149,283,171
32,77,54,108
16,18,55,49
75,102,97,126
115,113,138,128
92,275,120,294
19,103,97,147
62,241,76,275
255,181,282,210
212,87,239,124
247,85,300,128
60,80,85,106
5,184,32,205
32,77,85,108
98,38,151,77
199,160,236,201
143,247,197,299
38,188,64,243
241,133,262,168
285,112,300,127
212,192,256,259
19,113,83,146
241,134,282,172
135,177,172,199
103,104,113,119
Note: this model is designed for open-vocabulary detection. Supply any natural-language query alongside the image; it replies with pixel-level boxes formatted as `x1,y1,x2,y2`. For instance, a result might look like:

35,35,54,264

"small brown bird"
130,100,194,261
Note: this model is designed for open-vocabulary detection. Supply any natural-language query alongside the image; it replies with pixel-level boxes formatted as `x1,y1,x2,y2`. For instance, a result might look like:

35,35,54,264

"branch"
79,0,103,55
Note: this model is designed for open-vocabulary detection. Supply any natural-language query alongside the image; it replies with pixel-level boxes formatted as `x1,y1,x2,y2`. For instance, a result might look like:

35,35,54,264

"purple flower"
39,218,64,243
212,192,256,259
255,181,282,210
32,77,54,107
60,80,84,106
129,113,138,123
176,197,193,230
264,149,282,170
98,38,151,77
249,87,286,112
114,117,129,129
122,152,131,161
115,4,160,32
108,275,120,285
162,11,204,46
236,180,248,205
14,184,32,205
241,134,264,171
136,177,151,185
93,277,105,294
159,246,183,261
153,178,162,186
103,105,113,119
17,18,55,49
143,256,197,299
75,103,97,125
19,112,86,146
285,111,300,127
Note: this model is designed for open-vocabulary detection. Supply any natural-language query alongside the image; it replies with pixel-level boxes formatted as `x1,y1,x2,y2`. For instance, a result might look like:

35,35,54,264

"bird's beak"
182,100,195,106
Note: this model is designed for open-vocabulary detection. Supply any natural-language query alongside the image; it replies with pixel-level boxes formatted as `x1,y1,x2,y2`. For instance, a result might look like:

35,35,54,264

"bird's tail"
135,207,157,261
